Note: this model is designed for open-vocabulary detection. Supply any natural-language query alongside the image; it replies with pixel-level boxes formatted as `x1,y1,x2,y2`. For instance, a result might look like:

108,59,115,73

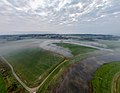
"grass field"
0,59,27,93
37,53,92,93
0,75,6,93
37,44,97,93
5,47,64,86
38,59,68,93
92,62,120,93
54,43,96,56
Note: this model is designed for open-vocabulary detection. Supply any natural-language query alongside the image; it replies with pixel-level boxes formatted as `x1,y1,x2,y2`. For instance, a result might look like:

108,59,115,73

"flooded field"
0,39,120,93
56,51,120,93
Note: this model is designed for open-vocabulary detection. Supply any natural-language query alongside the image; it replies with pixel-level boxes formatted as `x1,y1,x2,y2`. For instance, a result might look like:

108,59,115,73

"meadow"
38,43,97,93
5,47,64,86
92,62,120,93
0,59,27,93
54,43,96,56
0,75,6,93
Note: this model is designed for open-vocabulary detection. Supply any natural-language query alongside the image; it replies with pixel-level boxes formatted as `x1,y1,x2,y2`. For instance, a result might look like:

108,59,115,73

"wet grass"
38,51,95,93
54,43,96,56
0,75,6,93
92,62,120,93
5,47,63,87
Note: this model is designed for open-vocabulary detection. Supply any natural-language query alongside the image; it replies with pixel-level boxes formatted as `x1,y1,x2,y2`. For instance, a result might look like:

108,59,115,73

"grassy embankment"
37,43,97,93
5,47,64,87
54,43,96,56
0,59,27,93
92,62,120,93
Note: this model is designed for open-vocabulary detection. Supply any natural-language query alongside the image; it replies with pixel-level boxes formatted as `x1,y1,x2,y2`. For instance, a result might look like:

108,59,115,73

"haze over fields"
0,0,120,34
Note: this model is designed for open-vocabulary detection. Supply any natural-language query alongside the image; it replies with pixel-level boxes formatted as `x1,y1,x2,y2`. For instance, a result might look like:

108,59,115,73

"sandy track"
0,56,39,93
0,39,72,93
0,39,116,93
112,72,120,93
0,56,68,93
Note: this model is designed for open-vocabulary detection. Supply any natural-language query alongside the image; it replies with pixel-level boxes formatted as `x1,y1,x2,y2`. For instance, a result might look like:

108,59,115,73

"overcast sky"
0,0,120,35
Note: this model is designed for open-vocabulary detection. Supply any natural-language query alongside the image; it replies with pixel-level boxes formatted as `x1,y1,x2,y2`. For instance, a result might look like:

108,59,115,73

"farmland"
5,47,64,87
54,43,96,56
39,43,97,93
92,62,120,93
0,58,27,93
0,38,120,93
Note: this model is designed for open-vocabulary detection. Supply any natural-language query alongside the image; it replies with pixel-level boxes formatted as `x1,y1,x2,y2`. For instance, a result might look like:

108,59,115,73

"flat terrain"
0,39,120,93
0,58,27,93
56,52,120,93
0,75,6,93
54,43,96,56
97,40,120,53
5,47,63,86
92,62,120,93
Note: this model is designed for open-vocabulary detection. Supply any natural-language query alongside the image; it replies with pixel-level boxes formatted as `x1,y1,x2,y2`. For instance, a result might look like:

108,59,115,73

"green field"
37,54,93,93
5,47,64,86
38,59,68,93
92,62,120,93
37,43,97,93
0,75,6,93
0,59,27,93
54,43,96,56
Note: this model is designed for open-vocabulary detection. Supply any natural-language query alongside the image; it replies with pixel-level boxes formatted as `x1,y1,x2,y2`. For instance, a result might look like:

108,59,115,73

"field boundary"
0,55,68,93
112,72,120,93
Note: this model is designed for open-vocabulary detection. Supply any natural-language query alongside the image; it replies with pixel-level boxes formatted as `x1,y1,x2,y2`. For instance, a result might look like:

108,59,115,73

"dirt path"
0,39,116,93
0,56,39,93
56,52,120,93
0,55,68,93
112,72,120,93
37,59,67,92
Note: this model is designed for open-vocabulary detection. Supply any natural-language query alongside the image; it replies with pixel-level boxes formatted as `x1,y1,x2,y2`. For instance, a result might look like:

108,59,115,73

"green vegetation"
38,45,96,93
119,80,120,93
38,59,68,93
1,42,97,92
92,62,120,93
5,47,63,86
0,74,6,93
0,59,27,93
54,43,96,55
39,54,91,93
37,43,97,93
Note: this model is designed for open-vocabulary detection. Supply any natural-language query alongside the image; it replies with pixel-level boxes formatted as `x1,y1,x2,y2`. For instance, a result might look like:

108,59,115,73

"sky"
0,0,120,35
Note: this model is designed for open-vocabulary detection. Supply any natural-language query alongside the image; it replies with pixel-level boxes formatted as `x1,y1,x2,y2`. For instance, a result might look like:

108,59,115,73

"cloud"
0,0,120,25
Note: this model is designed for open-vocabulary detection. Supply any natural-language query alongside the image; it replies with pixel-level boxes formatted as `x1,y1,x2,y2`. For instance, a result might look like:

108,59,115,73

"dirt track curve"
113,72,120,93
